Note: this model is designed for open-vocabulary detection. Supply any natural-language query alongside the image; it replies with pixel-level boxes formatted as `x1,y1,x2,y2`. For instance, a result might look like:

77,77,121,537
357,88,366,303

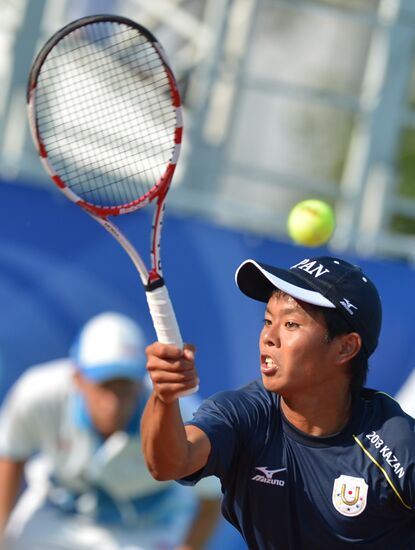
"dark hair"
321,308,368,396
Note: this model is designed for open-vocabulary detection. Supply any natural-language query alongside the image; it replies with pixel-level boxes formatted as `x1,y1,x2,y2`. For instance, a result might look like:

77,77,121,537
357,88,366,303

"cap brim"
80,360,146,383
235,259,336,308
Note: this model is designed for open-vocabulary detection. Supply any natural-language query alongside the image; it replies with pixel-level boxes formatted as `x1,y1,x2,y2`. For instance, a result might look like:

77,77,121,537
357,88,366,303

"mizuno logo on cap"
340,298,358,315
291,259,329,278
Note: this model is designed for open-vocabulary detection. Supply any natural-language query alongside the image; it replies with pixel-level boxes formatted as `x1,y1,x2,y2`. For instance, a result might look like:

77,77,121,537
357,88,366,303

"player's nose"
262,325,281,348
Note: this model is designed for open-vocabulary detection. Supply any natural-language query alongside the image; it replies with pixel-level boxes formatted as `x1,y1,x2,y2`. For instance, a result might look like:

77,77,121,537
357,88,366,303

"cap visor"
235,259,335,308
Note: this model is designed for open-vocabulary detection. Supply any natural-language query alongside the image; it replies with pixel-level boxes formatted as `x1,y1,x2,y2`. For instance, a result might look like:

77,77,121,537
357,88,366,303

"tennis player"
141,256,415,549
0,312,221,550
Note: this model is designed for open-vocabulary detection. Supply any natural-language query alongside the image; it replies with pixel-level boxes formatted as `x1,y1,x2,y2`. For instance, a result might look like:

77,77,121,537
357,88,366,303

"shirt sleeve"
179,389,249,486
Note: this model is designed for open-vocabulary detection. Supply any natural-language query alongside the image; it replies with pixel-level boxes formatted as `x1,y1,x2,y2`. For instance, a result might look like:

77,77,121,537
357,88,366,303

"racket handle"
146,285,199,396
146,285,183,347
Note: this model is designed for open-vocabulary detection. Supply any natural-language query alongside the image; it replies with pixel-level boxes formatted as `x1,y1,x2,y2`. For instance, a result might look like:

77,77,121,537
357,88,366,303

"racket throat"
146,274,165,292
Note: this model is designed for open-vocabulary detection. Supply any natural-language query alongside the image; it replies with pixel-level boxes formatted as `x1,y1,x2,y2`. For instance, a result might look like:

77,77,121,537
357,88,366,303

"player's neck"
280,390,353,437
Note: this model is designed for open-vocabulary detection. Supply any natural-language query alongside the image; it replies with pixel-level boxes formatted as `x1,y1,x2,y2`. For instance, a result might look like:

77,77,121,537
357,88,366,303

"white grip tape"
146,285,183,347
146,285,199,395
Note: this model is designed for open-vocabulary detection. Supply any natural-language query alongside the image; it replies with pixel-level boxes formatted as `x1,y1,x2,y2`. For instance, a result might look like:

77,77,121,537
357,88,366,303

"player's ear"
335,332,362,365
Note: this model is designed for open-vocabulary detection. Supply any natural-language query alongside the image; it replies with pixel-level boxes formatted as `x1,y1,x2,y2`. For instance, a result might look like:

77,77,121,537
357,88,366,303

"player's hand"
146,342,199,403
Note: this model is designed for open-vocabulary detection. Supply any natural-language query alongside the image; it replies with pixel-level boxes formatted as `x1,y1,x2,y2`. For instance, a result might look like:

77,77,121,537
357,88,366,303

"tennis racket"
27,14,198,394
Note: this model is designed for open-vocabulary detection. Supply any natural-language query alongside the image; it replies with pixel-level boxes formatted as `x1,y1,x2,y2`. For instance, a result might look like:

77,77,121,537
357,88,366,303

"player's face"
259,292,341,399
76,375,141,438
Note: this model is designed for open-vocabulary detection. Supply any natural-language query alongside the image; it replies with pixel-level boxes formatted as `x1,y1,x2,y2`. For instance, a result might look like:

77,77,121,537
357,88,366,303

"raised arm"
141,342,211,481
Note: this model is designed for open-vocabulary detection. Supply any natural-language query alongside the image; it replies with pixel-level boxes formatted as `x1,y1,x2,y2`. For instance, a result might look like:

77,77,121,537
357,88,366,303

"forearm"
141,392,191,480
143,343,210,480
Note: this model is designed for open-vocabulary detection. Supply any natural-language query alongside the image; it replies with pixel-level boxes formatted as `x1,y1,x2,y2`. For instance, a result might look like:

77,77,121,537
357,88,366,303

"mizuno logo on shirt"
252,466,286,486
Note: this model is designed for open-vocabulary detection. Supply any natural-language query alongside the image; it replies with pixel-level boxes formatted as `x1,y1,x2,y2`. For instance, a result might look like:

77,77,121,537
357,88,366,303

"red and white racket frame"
26,16,190,356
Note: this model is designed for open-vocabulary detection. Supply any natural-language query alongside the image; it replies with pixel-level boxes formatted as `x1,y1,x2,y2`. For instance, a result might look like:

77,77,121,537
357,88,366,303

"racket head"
27,14,183,216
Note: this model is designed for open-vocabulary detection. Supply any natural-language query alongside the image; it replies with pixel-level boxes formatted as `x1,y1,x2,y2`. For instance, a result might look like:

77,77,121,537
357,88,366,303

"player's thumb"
183,343,196,360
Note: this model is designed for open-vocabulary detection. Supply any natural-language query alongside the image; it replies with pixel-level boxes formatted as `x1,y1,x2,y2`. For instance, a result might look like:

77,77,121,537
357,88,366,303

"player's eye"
285,321,299,329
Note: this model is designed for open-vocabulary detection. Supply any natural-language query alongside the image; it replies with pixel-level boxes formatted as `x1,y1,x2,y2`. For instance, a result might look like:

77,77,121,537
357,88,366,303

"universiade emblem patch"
332,475,368,517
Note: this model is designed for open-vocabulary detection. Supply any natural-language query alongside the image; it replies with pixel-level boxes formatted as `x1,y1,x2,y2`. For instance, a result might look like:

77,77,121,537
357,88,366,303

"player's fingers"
150,368,198,385
146,341,196,373
146,355,195,376
146,341,183,360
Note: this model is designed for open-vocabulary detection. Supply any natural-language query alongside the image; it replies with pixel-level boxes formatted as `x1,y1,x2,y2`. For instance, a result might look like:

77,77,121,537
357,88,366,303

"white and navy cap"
235,256,382,357
71,312,147,382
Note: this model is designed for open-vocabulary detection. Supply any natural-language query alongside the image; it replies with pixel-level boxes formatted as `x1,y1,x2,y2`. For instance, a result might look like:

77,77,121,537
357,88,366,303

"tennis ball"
287,199,335,247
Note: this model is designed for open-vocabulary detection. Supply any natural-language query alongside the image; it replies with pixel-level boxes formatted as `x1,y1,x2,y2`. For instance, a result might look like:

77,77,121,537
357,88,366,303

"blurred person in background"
0,312,221,550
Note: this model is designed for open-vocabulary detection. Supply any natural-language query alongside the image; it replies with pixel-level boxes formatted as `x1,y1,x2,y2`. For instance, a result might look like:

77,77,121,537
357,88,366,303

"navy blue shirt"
181,380,415,549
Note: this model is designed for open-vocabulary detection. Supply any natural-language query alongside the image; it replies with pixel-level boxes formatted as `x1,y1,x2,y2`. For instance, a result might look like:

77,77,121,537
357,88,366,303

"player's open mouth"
261,355,278,376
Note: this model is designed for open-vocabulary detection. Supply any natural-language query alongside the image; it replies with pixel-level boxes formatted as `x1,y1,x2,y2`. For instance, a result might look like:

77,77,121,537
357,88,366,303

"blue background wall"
0,180,414,548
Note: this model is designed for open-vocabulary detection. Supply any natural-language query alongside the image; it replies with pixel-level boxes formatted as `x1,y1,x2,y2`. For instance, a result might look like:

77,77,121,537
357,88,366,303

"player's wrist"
152,389,179,405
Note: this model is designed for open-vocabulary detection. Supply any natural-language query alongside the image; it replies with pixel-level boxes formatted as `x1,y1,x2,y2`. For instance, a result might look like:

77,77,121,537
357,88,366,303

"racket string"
34,22,179,208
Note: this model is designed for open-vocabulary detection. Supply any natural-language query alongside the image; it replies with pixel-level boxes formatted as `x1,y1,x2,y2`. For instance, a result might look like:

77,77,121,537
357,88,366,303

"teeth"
265,357,274,366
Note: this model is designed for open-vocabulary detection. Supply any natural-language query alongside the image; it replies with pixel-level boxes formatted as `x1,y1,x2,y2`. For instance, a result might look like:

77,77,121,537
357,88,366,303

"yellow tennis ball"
287,199,335,247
